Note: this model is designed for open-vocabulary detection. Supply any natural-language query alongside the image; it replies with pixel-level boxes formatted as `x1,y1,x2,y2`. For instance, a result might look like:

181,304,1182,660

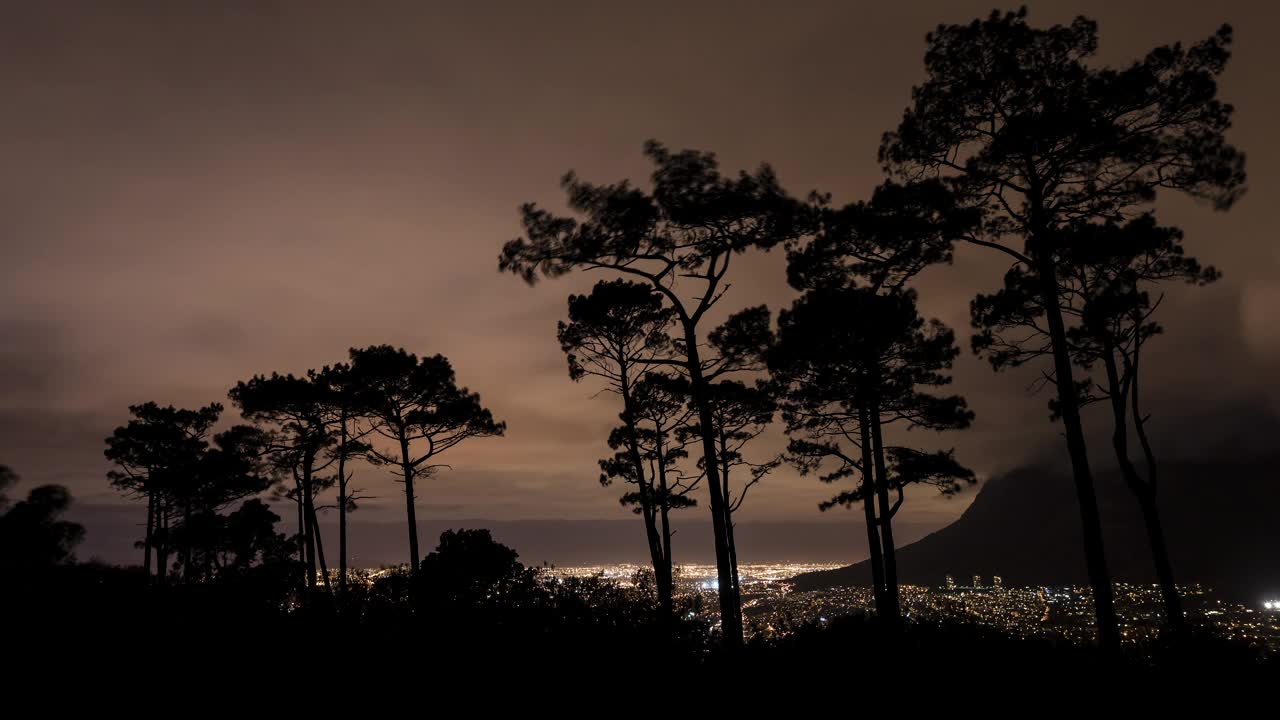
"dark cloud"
0,407,118,503
2,1,1277,564
0,320,69,405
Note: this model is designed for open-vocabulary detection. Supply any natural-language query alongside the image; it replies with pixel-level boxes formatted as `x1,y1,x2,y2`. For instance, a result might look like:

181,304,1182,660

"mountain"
789,457,1280,601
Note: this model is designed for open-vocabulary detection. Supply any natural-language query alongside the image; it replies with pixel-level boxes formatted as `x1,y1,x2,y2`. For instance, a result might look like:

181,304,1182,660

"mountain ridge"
789,456,1280,601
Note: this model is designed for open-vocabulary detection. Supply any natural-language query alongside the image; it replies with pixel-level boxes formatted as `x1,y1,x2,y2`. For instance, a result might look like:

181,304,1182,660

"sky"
2,0,1277,566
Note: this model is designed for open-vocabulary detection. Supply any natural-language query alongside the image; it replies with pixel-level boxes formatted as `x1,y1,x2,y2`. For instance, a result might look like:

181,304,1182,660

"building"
972,574,982,588
993,575,1004,589
945,574,956,591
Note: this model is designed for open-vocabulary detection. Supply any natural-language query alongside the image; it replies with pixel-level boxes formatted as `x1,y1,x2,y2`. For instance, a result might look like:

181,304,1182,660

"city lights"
544,563,1280,651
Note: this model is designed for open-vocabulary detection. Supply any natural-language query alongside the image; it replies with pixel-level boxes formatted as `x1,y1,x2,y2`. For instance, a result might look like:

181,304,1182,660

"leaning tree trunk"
620,370,669,617
1102,349,1185,630
858,408,888,616
643,508,671,615
683,325,742,646
308,499,332,594
869,406,902,624
1136,489,1183,628
1131,347,1184,631
1034,248,1120,651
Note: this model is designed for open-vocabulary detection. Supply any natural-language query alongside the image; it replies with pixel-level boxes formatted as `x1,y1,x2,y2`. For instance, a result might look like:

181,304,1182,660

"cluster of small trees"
104,346,504,599
0,465,85,571
500,8,1244,650
104,402,282,583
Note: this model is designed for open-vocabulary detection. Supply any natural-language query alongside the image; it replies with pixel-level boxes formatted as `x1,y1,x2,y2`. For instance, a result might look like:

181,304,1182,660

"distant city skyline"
542,563,1280,648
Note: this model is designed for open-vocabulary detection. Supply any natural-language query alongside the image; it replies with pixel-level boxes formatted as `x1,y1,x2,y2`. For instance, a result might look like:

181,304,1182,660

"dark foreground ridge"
790,457,1280,600
7,528,1272,677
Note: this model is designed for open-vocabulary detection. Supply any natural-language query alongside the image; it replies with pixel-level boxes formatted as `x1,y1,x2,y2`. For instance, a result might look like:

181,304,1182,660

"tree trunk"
643,508,670,616
620,369,668,616
181,500,192,582
658,505,674,622
869,407,901,624
205,528,215,580
719,436,742,607
399,433,420,576
1137,489,1183,629
144,489,155,581
1129,341,1184,631
725,507,741,601
683,323,742,646
294,494,306,593
302,463,317,592
858,407,887,616
1034,251,1120,651
309,499,332,594
156,502,168,587
656,446,675,626
204,506,216,581
338,477,348,595
1101,349,1184,630
338,418,349,597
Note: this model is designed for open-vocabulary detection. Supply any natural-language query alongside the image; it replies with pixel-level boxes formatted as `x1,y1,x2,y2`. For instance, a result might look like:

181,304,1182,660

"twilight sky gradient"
2,1,1277,565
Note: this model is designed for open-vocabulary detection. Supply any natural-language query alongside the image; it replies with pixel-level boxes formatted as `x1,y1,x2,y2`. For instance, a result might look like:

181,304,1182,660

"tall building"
945,574,956,590
993,575,1004,589
972,574,982,588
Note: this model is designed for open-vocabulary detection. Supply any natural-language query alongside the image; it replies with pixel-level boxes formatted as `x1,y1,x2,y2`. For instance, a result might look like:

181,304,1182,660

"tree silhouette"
775,173,972,623
0,465,13,512
500,141,809,643
0,466,85,571
347,345,505,584
418,528,532,608
557,279,687,616
787,179,974,293
974,215,1217,630
105,402,221,583
771,287,973,622
880,8,1245,649
230,373,337,595
218,498,294,574
176,424,275,581
311,363,376,597
698,379,778,603
605,371,700,614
